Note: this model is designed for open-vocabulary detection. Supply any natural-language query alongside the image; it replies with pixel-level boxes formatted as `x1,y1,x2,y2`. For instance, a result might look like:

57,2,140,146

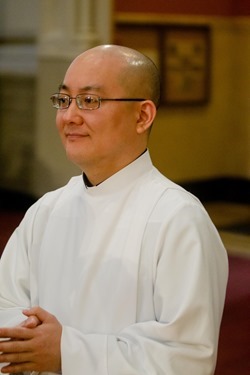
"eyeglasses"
50,93,146,110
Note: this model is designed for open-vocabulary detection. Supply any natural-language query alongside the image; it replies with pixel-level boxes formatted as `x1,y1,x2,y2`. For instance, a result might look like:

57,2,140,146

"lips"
67,133,82,137
66,132,89,139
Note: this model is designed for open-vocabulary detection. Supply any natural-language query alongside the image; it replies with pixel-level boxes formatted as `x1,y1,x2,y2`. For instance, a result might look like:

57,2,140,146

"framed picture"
160,25,211,105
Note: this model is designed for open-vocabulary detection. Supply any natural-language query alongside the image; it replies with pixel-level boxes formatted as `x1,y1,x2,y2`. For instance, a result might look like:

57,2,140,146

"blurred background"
0,1,249,374
0,0,249,199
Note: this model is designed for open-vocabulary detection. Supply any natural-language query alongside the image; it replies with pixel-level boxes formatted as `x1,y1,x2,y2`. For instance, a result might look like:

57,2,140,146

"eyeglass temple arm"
100,98,146,102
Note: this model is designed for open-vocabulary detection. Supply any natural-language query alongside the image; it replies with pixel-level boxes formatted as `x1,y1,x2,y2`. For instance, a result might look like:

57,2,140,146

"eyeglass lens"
50,94,100,110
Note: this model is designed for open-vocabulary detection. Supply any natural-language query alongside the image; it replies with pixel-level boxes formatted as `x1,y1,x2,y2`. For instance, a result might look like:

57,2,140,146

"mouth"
66,132,89,140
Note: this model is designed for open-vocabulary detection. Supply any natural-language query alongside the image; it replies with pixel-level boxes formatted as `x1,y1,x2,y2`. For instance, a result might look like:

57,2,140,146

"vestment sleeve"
0,200,43,327
61,202,228,375
0,229,30,327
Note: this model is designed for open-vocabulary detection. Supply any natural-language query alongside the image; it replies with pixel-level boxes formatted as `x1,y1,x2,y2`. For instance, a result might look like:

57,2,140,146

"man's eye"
84,96,97,103
58,97,68,104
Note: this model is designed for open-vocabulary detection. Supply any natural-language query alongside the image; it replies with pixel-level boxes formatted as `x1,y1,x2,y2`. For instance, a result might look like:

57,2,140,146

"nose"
61,99,83,125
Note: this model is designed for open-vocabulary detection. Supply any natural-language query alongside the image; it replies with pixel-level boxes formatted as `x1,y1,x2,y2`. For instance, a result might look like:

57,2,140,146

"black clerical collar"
82,173,94,188
82,149,148,188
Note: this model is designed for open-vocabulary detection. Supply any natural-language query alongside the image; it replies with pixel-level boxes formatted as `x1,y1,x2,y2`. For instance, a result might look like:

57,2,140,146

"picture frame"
160,25,211,105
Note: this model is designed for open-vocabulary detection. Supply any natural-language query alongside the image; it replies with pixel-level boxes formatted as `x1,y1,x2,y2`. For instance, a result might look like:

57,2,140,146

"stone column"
33,0,113,196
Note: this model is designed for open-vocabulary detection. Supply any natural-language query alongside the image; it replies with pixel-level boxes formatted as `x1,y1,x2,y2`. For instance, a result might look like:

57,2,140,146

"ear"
136,100,157,135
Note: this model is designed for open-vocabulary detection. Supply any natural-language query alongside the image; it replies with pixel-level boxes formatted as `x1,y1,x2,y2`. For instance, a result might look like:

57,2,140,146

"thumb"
22,306,49,323
20,315,41,328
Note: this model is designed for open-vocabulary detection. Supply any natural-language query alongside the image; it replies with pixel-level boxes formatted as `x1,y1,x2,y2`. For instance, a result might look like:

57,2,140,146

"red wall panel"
233,0,250,15
115,0,250,16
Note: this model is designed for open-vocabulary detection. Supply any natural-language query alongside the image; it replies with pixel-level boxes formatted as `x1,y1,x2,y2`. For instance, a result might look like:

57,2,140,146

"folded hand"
0,306,62,374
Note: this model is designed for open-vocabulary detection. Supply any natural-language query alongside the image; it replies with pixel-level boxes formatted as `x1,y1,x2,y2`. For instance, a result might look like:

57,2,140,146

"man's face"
55,51,142,181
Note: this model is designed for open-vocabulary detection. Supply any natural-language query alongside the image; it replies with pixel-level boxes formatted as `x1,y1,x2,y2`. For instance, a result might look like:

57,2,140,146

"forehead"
62,52,125,94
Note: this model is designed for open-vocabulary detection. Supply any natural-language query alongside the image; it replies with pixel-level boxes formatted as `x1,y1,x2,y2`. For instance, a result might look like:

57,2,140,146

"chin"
65,149,91,169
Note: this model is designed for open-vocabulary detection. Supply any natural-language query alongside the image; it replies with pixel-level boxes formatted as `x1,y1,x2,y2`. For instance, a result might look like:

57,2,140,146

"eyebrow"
58,83,67,91
58,83,102,92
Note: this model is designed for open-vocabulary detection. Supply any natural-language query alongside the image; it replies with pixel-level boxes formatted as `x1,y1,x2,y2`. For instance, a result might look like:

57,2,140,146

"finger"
1,361,34,374
0,337,31,355
0,350,31,364
0,326,33,341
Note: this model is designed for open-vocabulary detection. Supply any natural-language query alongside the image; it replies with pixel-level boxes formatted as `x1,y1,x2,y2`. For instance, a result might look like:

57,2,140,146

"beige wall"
230,18,250,177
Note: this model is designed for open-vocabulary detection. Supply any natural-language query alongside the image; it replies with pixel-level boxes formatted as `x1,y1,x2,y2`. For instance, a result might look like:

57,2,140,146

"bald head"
57,44,158,181
72,45,161,108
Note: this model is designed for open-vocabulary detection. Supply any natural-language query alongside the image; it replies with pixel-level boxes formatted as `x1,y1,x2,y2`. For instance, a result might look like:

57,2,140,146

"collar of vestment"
82,149,153,196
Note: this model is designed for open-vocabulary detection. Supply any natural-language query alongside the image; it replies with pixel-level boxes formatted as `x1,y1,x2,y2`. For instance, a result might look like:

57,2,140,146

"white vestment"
0,151,228,375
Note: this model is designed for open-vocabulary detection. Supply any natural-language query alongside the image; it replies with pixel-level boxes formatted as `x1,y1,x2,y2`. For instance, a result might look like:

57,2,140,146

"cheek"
55,113,64,133
55,113,67,146
55,112,60,127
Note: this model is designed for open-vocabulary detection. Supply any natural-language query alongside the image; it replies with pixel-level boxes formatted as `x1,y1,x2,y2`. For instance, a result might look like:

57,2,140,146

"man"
0,45,228,375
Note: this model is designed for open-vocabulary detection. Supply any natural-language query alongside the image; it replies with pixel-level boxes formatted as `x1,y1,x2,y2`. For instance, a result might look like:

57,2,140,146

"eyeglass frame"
50,93,147,110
